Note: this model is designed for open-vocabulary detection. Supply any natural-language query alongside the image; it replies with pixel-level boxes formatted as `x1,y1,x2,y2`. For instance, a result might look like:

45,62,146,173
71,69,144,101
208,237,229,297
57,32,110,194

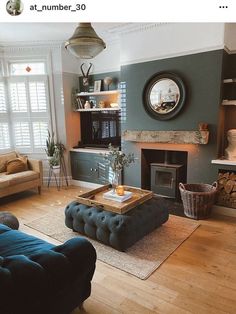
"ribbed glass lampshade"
65,23,106,59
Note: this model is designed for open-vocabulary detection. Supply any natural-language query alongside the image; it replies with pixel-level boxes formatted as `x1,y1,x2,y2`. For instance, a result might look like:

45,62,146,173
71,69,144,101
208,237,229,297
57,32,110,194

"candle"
116,185,124,196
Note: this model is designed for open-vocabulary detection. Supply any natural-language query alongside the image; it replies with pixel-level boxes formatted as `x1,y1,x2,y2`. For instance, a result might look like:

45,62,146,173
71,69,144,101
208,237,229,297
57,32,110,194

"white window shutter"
13,122,31,148
0,123,10,149
33,121,48,148
6,71,51,153
0,82,7,113
10,82,28,112
29,81,47,112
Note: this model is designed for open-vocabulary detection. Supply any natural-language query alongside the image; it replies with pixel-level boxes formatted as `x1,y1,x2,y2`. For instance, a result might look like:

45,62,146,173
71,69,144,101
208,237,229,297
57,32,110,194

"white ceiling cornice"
0,23,167,47
104,23,167,37
2,40,63,51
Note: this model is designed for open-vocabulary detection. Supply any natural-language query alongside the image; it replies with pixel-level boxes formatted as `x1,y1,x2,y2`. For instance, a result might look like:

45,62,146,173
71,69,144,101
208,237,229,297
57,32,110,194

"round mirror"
143,72,186,120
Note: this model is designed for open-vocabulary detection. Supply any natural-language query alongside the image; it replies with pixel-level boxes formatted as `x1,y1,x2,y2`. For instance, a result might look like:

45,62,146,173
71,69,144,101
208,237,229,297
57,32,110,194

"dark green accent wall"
120,50,224,186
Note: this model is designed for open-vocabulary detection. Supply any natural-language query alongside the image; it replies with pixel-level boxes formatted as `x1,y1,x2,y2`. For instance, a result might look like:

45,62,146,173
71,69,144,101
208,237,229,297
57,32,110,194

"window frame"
0,56,54,154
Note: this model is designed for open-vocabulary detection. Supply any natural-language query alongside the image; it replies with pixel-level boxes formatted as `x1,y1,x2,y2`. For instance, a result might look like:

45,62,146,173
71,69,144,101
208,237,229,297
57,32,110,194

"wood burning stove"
141,149,187,199
150,163,185,198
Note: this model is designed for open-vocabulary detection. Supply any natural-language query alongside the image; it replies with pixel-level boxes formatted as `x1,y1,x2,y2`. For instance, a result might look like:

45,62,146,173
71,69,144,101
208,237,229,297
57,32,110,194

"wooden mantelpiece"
123,130,209,145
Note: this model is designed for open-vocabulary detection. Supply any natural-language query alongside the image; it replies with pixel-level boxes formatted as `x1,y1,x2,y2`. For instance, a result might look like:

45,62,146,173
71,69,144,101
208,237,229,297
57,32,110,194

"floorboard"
1,186,236,314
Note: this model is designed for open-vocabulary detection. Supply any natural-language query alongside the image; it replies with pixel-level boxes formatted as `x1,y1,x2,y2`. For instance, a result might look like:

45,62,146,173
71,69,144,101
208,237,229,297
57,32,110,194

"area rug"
25,208,199,280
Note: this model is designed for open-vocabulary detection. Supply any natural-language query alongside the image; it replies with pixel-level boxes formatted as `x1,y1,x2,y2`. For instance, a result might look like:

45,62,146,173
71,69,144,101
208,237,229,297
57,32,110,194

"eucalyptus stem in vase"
103,144,135,193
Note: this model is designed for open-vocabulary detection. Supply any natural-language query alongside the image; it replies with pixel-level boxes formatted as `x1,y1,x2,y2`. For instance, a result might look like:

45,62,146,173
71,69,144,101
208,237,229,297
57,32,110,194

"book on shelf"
103,190,133,202
76,97,84,109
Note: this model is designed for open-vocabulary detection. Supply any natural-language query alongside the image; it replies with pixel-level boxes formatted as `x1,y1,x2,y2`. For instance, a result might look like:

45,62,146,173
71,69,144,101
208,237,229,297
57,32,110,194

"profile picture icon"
6,0,23,16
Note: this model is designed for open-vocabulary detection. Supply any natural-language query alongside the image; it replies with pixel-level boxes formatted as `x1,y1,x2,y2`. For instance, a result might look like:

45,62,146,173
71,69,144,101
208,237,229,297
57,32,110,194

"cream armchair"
0,151,43,198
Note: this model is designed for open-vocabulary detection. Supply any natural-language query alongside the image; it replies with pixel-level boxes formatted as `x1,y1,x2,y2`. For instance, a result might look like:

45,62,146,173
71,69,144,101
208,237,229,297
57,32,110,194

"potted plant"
49,146,60,174
45,130,55,160
103,144,135,191
55,142,66,158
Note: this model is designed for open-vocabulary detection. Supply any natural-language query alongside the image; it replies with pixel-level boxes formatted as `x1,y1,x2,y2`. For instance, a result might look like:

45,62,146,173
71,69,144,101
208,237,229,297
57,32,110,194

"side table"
47,156,69,190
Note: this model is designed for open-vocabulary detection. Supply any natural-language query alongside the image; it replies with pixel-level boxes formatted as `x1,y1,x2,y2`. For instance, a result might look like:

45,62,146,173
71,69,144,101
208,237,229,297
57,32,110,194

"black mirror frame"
142,72,186,120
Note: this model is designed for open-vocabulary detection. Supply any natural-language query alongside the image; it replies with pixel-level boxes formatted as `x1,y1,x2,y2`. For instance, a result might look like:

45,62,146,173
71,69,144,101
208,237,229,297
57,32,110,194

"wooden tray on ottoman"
76,184,153,214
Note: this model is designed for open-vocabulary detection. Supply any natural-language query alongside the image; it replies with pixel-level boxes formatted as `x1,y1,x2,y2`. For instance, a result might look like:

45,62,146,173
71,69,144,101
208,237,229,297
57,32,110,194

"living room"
0,22,236,314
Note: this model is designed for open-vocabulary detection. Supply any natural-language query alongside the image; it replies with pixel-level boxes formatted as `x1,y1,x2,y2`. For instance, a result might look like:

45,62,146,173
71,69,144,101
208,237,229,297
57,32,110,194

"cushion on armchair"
0,224,96,314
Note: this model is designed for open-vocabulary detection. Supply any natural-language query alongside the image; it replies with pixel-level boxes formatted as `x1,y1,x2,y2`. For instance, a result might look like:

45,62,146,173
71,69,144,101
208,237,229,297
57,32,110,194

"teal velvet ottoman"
65,197,169,251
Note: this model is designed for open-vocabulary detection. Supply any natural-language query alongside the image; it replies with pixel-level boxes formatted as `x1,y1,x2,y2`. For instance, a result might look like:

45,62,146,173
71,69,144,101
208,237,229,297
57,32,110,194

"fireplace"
141,149,187,199
151,163,184,198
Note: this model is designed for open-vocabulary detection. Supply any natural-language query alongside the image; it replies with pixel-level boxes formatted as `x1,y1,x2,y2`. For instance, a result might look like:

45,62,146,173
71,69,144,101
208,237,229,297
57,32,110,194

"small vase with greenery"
103,144,135,191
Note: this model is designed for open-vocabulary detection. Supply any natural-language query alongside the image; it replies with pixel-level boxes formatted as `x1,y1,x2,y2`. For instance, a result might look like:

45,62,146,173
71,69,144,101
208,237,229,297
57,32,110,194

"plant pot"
52,165,60,174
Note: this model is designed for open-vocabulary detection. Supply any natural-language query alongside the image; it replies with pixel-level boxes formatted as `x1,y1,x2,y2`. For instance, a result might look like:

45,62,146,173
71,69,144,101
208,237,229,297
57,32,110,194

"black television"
78,111,121,149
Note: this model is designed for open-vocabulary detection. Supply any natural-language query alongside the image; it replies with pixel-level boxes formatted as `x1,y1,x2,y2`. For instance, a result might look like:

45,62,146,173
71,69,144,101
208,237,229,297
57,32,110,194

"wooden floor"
1,186,236,314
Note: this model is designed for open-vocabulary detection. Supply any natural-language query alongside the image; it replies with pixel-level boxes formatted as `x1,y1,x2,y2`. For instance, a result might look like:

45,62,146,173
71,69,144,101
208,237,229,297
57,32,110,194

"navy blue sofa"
0,224,96,314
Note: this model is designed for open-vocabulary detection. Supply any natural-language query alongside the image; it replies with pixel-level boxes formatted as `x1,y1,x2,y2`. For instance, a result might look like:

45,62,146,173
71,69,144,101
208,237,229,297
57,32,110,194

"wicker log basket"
179,182,218,220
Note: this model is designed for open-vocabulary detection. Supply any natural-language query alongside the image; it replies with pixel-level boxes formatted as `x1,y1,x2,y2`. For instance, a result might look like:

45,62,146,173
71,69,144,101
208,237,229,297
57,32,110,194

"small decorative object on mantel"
84,100,91,109
198,122,208,131
80,62,92,88
103,77,113,90
99,100,106,108
94,80,102,92
103,144,135,193
225,129,236,161
110,102,119,108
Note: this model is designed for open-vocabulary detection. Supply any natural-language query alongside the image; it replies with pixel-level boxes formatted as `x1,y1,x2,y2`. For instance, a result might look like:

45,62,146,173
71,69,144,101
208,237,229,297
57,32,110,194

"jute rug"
25,208,199,280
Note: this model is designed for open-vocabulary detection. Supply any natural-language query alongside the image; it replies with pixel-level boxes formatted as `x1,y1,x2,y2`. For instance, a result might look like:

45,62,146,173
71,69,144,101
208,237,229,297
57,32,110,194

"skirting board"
43,176,72,187
213,205,236,218
71,179,102,189
45,178,236,218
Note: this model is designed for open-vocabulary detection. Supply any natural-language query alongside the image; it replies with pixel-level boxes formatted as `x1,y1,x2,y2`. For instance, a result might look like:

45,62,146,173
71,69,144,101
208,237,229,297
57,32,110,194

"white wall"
61,46,80,74
90,23,225,72
81,40,121,75
120,23,225,65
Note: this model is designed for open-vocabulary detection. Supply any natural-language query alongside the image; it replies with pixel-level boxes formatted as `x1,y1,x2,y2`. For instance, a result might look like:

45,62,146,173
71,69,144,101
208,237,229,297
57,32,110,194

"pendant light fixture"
65,23,106,59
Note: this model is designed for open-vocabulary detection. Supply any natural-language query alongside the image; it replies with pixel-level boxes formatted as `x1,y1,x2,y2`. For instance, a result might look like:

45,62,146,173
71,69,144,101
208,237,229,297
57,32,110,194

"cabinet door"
94,156,110,184
70,152,95,182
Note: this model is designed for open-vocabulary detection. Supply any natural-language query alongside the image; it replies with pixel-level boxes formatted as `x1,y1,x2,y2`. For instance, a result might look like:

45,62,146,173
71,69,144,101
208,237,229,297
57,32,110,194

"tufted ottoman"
65,197,169,251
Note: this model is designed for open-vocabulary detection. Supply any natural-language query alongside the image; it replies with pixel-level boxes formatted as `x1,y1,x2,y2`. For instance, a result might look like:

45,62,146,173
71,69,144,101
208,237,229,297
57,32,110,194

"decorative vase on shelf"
84,101,91,109
111,170,121,193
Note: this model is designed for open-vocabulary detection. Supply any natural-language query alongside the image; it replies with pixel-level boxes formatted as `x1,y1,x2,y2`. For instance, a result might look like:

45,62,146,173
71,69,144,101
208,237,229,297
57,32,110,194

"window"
0,80,10,149
0,123,10,149
9,62,46,76
0,61,50,153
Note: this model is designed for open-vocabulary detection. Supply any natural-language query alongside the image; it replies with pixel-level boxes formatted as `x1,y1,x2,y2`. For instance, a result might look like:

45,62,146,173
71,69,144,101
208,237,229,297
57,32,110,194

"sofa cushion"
0,171,39,189
6,156,28,174
0,151,17,173
0,224,54,257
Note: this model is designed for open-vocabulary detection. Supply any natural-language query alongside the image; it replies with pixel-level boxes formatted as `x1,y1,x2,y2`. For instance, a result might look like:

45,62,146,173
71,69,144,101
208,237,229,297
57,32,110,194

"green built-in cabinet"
70,151,110,184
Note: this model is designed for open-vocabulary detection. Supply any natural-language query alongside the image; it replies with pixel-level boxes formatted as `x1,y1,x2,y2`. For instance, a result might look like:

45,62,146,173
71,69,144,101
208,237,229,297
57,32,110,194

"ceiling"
0,23,137,44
